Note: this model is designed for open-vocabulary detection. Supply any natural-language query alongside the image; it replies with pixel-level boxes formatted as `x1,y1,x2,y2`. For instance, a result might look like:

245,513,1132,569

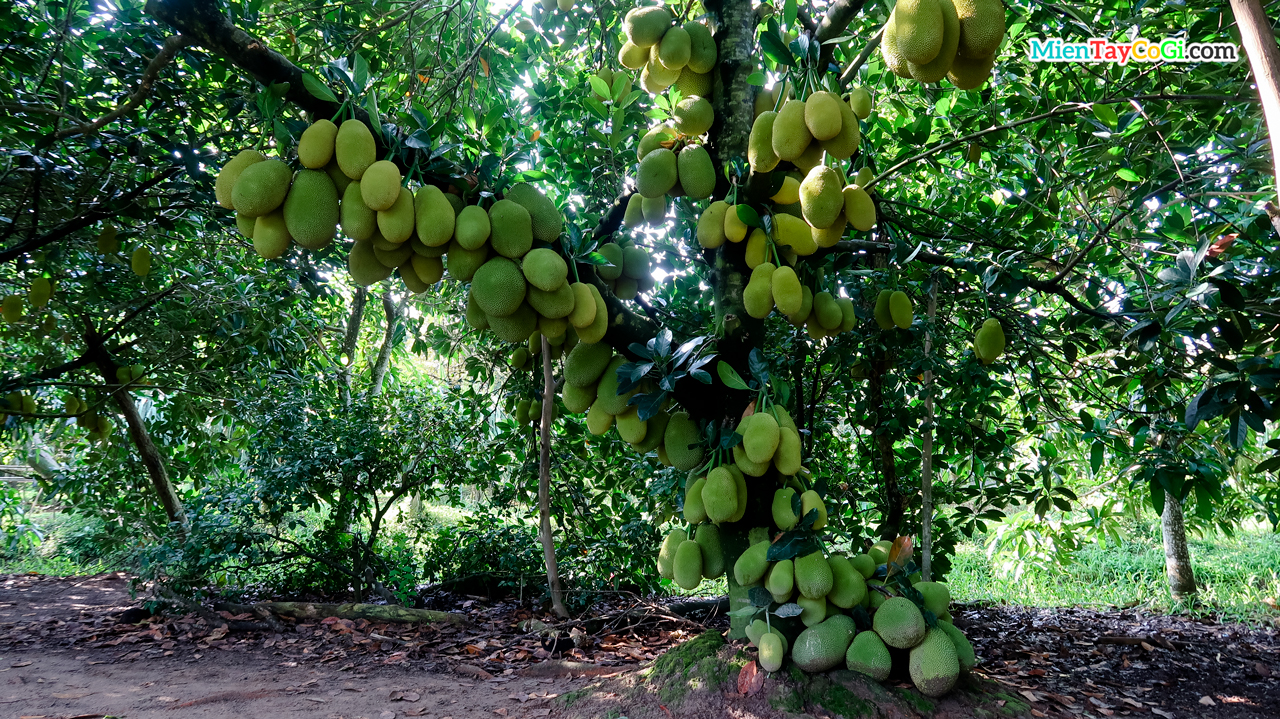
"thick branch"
56,35,194,139
1231,0,1280,200
814,0,867,69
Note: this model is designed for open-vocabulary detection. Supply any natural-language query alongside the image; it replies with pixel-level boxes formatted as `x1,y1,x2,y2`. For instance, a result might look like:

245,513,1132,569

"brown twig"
57,36,194,138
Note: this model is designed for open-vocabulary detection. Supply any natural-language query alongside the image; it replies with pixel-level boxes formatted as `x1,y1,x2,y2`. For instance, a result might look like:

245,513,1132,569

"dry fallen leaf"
737,662,765,696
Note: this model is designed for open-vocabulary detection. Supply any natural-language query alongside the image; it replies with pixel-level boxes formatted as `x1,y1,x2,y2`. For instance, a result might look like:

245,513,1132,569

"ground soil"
0,573,1276,719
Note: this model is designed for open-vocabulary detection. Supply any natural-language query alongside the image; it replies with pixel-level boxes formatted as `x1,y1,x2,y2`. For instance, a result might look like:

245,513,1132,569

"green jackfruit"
733,541,770,586
724,204,748,242
728,465,748,522
766,559,794,603
843,185,876,232
249,211,289,259
657,528,688,580
673,539,703,590
564,340,612,387
684,477,708,524
846,630,892,680
97,224,120,253
298,119,337,169
522,248,568,292
821,96,861,160
637,147,678,198
360,160,402,211
748,111,780,172
702,466,738,523
584,396,612,434
446,241,487,281
414,186,456,247
232,159,291,217
664,411,704,471
804,91,843,141
813,291,841,329
577,285,608,344
596,356,636,414
341,181,377,241
563,380,597,414
623,6,672,48
770,265,802,316
465,291,489,329
697,201,729,249
677,144,715,199
771,100,813,161
411,254,444,284
374,239,413,268
642,54,680,92
773,487,799,530
795,551,834,599
828,555,868,608
743,266,775,319
873,290,894,330
798,595,827,627
641,196,666,225
937,621,976,671
791,615,858,672
746,619,768,646
974,317,1005,364
774,427,801,475
619,40,649,69
695,523,725,579
880,10,913,78
895,0,945,65
954,0,1005,59
674,66,711,98
528,282,575,319
487,303,537,342
793,141,825,174
568,282,598,328
850,553,876,578
889,290,913,328
657,25,690,69
632,410,670,454
673,96,713,137
488,199,533,258
596,243,624,280
376,187,414,244
324,157,352,196
849,87,872,119
616,407,647,443
910,627,960,696
773,213,817,256
800,490,827,529
348,240,393,286
515,398,531,424
758,632,784,672
335,119,376,179
743,410,780,464
684,21,716,73
216,149,265,208
621,246,650,280
948,51,996,90
874,596,927,649
744,228,768,269
909,0,960,83
814,213,845,248
914,581,951,617
638,124,676,160
472,257,527,317
455,205,491,250
282,167,337,249
505,182,563,242
869,540,893,564
27,278,51,308
800,165,844,229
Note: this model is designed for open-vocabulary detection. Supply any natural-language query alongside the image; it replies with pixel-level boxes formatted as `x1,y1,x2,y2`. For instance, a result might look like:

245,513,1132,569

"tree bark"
1230,0,1280,200
368,288,402,398
337,287,368,406
1161,491,1198,599
538,336,569,618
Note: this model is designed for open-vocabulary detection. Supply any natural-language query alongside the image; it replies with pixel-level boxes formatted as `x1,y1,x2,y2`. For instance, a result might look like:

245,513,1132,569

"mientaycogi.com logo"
1027,37,1239,64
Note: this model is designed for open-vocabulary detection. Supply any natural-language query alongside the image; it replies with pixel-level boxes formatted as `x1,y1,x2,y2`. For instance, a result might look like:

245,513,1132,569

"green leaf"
774,602,803,618
302,73,338,103
1093,103,1118,128
759,31,795,66
784,0,797,30
747,71,766,86
1115,168,1142,182
1090,441,1104,475
588,75,612,99
736,204,761,228
353,52,370,93
728,606,762,617
748,586,774,607
717,361,750,390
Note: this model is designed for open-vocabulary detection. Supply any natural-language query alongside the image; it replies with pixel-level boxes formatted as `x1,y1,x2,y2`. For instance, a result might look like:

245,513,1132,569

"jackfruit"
637,147,678,198
684,477,708,524
836,297,856,332
791,615,857,673
733,541,771,586
324,158,352,197
910,627,960,696
684,21,716,73
673,97,713,137
466,291,489,329
657,527,688,579
846,631,892,680
746,619,768,647
335,119,376,179
522,248,568,292
813,213,846,248
488,200,533,258
813,291,841,330
769,265,802,316
638,125,676,160
340,182,377,240
641,56,679,92
975,317,1006,363
748,111,780,172
792,142,825,174
850,553,876,578
641,196,666,225
623,6,672,48
869,539,893,564
743,264,775,319
674,66,711,98
937,621,976,671
2,295,22,323
954,0,1005,59
701,466,738,523
472,257,527,317
278,169,338,250
577,285,609,344
744,229,768,269
773,214,817,256
914,581,951,617
724,205,748,242
297,119,338,169
799,490,827,529
565,283,596,328
446,241,487,281
697,201,729,249
821,96,861,160
889,290,913,328
563,379,598,414
564,339,612,388
621,246,650,280
743,410,780,463
672,539,703,590
873,596,927,648
657,25,690,69
616,407,647,443
800,166,844,229
848,87,872,119
632,410,670,454
377,188,415,244
795,551,834,600
771,175,800,205
594,242,624,281
827,555,868,608
843,186,876,232
410,254,444,284
880,11,913,78
528,282,575,318
27,277,51,308
515,398,532,424
349,240,393,286
664,411,704,471
855,167,874,187
414,186,456,247
360,160,402,211
774,427,801,475
696,523,725,579
596,356,637,415
452,205,490,250
798,595,827,627
216,150,265,208
772,100,813,161
894,0,945,64
909,0,960,83
873,289,895,330
505,182,564,242
97,224,120,253
130,246,153,276
766,559,795,603
487,303,537,342
758,632,784,672
620,194,644,230
619,40,649,69
804,91,844,141
948,51,996,89
677,144,715,199
232,159,292,217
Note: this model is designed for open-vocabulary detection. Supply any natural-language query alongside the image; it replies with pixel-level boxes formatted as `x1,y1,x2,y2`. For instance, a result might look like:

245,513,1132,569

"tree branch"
839,26,882,82
814,0,867,69
1048,179,1183,285
56,35,194,139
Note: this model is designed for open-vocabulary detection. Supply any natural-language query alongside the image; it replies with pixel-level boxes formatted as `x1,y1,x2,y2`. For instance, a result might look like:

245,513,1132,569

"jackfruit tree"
4,0,1280,696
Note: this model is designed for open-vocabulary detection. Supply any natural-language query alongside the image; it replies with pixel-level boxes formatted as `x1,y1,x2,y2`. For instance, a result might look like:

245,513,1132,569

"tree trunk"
538,336,569,618
1230,0,1280,200
1161,491,1198,599
368,288,401,397
337,287,368,406
920,281,937,580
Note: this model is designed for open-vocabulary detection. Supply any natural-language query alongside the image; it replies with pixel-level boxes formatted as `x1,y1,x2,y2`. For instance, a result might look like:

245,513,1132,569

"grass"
948,529,1280,624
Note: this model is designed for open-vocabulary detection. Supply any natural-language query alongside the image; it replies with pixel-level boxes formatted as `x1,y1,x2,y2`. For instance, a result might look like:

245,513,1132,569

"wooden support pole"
539,336,569,619
1231,0,1280,198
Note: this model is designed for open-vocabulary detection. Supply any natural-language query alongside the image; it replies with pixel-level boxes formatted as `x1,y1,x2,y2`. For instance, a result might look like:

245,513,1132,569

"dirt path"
0,573,590,719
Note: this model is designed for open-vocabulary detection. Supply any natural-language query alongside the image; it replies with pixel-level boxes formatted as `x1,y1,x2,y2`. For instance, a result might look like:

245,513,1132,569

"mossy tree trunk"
1161,490,1198,599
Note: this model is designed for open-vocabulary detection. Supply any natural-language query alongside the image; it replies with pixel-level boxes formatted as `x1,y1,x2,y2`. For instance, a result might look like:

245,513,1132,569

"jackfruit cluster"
593,238,656,301
737,257,860,341
660,521,726,590
621,8,716,101
882,0,1005,89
